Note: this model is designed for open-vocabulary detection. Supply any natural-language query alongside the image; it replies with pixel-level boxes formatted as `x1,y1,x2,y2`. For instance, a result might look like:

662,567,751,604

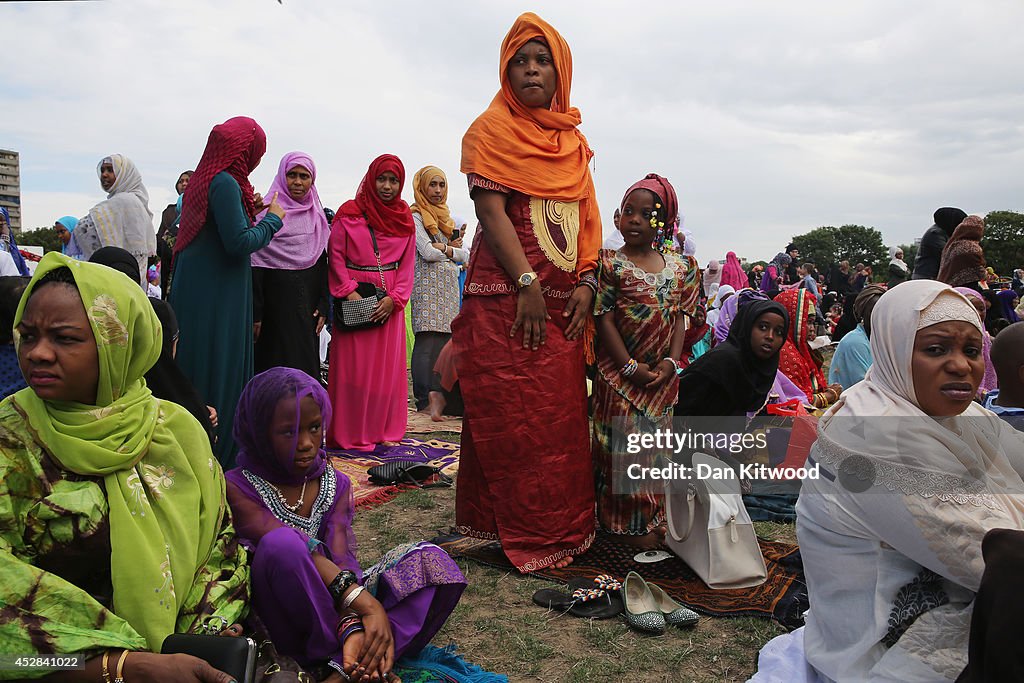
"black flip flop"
531,586,623,619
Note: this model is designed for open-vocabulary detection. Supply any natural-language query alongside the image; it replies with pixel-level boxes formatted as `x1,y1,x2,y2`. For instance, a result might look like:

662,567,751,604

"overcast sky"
4,0,1023,265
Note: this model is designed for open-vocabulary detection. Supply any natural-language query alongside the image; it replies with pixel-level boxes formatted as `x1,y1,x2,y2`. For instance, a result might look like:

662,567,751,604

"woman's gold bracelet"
101,651,112,683
114,650,129,683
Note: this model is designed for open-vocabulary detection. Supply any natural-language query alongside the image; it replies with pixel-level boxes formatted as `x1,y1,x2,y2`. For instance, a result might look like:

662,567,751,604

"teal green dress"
170,172,282,468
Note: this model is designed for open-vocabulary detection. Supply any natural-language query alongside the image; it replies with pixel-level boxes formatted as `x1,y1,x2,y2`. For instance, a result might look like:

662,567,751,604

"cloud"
4,0,1023,265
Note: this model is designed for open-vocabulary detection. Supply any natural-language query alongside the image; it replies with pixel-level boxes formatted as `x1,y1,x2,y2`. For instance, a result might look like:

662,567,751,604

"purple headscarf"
233,366,332,485
226,367,359,575
759,253,791,293
997,289,1021,323
251,151,330,270
714,288,768,344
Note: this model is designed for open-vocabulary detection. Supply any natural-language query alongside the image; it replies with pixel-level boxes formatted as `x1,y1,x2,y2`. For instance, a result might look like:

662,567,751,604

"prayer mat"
406,406,463,434
432,531,808,630
329,438,459,509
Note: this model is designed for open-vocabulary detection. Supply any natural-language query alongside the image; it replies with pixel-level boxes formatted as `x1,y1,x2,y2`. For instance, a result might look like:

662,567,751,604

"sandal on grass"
531,586,624,619
567,574,623,595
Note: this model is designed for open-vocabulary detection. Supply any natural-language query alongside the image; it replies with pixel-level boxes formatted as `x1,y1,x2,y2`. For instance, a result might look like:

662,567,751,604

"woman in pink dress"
720,250,748,291
327,155,415,450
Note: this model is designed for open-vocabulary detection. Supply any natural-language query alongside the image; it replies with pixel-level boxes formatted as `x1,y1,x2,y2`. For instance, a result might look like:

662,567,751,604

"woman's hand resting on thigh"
562,285,594,341
511,286,549,350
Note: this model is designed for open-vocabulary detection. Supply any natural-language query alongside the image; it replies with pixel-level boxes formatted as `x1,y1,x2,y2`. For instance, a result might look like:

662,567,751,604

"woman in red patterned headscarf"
169,116,285,467
326,154,416,451
775,288,842,408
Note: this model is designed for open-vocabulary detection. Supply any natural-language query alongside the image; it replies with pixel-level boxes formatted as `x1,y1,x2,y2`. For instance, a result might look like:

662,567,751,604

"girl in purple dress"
225,367,465,682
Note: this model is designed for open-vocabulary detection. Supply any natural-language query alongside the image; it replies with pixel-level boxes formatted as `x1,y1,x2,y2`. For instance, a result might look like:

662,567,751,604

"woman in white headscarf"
73,154,155,284
704,283,734,328
887,245,909,289
791,280,1024,682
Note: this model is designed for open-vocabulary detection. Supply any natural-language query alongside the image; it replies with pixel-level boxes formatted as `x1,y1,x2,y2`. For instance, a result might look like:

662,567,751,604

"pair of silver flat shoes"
622,571,700,635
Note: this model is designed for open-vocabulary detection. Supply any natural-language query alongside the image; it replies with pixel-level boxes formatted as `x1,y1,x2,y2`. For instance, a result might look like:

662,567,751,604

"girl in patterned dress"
592,174,700,547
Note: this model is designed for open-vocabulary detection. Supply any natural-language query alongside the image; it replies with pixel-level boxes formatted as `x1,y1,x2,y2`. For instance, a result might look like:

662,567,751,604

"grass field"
352,430,797,683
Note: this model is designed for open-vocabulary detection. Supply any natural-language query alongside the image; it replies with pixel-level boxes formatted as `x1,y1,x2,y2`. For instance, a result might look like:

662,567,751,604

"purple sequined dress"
225,368,466,674
228,467,466,673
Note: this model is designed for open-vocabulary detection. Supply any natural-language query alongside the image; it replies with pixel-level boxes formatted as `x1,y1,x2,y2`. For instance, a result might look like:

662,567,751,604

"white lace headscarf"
86,154,155,257
815,279,1024,500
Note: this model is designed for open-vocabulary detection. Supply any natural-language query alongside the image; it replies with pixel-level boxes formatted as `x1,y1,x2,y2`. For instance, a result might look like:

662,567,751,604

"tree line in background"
15,226,62,253
14,210,1024,276
771,210,1023,278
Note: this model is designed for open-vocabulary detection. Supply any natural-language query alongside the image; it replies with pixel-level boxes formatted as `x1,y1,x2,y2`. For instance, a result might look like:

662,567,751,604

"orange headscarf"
461,12,601,276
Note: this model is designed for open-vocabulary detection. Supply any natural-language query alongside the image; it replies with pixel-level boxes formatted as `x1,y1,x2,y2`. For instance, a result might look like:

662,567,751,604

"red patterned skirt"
452,293,595,571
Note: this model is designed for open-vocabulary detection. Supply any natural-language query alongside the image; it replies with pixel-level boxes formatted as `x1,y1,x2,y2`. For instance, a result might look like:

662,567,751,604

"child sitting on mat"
225,367,466,683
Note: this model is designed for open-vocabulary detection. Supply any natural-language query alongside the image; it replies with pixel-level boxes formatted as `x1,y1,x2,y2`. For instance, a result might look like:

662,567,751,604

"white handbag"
664,452,767,589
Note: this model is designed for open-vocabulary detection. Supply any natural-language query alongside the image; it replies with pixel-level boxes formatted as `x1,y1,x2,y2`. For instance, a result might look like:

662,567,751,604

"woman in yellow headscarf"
409,165,469,413
453,12,601,572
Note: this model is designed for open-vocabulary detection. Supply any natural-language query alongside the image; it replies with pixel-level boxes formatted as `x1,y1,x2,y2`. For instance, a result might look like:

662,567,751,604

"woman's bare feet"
551,555,574,569
427,391,447,422
380,440,402,447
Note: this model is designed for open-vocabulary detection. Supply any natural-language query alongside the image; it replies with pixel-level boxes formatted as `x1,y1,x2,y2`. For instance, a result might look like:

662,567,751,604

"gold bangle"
101,651,112,683
114,650,129,683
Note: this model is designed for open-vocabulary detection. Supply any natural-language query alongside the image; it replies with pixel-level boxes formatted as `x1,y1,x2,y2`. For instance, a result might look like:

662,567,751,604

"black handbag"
333,220,389,331
367,460,453,488
162,633,257,683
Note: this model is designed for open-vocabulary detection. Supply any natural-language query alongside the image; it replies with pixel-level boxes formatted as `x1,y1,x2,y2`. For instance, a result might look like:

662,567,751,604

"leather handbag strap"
363,215,388,292
396,465,453,489
677,483,698,542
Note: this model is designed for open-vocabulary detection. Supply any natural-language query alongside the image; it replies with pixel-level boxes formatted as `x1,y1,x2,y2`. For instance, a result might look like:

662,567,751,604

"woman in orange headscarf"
453,13,602,572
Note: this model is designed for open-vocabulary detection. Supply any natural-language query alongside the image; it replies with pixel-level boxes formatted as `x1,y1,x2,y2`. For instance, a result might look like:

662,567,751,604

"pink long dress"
327,214,415,450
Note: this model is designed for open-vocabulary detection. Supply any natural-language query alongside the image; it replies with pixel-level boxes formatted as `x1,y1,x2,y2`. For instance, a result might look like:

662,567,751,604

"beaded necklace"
267,477,308,513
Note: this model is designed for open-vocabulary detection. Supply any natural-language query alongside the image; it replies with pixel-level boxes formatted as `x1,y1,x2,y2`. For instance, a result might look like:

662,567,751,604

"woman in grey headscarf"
73,154,155,284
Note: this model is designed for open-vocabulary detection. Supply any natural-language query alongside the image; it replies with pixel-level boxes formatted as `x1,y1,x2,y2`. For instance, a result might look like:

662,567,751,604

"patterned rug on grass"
406,407,463,434
329,438,459,509
432,531,808,630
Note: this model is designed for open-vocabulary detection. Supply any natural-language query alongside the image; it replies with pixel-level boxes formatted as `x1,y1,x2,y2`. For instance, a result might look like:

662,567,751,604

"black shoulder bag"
333,220,388,331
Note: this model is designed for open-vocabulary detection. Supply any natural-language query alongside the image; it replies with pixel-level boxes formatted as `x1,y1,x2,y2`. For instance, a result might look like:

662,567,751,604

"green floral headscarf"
12,252,225,650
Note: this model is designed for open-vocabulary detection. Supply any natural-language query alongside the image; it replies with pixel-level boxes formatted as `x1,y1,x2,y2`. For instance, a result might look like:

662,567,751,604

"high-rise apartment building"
0,150,21,231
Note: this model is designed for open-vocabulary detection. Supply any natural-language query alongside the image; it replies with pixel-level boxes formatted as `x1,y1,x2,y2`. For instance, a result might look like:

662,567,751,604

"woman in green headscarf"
0,252,247,681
